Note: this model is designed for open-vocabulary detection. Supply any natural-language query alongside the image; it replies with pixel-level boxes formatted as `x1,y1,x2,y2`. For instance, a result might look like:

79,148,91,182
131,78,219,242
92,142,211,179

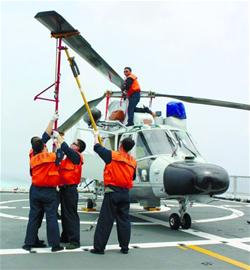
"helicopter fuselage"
75,113,229,208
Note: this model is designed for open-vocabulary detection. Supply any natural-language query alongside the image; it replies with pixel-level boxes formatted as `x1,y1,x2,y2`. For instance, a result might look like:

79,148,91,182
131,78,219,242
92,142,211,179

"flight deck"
0,192,249,270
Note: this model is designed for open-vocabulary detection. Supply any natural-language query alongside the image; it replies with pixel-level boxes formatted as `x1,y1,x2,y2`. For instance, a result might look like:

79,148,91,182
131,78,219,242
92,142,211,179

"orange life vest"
127,74,141,97
59,152,84,185
104,151,136,189
30,152,60,187
29,149,34,159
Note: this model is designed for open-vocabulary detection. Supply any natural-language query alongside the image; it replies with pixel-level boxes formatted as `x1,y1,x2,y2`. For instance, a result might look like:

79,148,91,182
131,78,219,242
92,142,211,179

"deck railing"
0,176,249,201
216,175,250,201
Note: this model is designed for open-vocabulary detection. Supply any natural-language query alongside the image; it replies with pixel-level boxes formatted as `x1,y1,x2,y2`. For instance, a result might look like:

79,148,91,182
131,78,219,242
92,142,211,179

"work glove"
52,130,59,139
51,111,59,122
93,130,99,137
122,90,127,100
53,139,60,149
93,130,99,144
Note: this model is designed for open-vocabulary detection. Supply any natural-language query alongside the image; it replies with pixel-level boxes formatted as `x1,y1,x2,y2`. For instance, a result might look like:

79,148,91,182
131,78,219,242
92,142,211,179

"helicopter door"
135,129,176,191
135,131,156,183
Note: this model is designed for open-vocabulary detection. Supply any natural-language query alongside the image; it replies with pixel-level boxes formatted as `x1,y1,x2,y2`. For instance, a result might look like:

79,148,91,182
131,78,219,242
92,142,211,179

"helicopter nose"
163,161,229,195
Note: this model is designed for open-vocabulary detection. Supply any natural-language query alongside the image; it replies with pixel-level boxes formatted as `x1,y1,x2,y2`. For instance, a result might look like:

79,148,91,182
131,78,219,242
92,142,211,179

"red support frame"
33,37,63,130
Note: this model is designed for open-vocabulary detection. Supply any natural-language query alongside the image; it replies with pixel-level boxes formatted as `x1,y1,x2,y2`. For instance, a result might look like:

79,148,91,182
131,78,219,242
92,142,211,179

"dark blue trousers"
24,185,60,247
59,185,80,245
127,92,140,125
93,188,131,251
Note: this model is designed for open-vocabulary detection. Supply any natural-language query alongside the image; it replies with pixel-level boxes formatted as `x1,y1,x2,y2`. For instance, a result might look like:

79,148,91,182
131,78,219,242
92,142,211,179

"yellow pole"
64,48,102,145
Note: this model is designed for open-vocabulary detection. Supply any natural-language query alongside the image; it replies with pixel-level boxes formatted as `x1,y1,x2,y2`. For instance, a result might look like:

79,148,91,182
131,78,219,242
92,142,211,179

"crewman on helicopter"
90,133,136,254
122,67,155,126
122,67,141,126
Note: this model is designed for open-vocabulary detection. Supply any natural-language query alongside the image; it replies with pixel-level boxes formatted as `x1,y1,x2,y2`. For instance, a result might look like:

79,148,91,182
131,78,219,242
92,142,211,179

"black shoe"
60,234,69,243
36,239,45,245
143,106,154,115
60,238,69,244
120,249,128,254
90,248,104,254
126,123,133,127
51,246,64,252
22,244,31,251
143,106,156,117
32,242,47,248
65,243,80,250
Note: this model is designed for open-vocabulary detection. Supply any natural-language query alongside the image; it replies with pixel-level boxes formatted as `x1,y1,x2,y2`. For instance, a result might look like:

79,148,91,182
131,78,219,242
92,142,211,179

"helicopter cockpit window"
136,130,174,158
171,130,200,156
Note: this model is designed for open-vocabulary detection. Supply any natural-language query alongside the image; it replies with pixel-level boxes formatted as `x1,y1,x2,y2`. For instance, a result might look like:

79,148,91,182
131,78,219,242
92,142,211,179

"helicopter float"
34,11,250,230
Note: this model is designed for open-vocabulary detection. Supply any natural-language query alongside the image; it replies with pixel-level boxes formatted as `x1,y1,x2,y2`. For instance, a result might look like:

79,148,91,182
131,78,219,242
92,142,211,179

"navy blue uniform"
59,142,81,247
92,144,135,253
123,77,141,126
24,185,61,247
24,143,63,248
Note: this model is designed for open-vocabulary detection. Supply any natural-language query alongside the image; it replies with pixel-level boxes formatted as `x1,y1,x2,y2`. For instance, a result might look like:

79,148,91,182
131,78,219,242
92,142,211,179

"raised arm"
56,133,81,164
45,111,59,137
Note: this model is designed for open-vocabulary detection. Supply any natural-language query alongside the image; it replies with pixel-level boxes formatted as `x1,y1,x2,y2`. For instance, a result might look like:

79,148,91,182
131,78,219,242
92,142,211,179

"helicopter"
35,11,250,230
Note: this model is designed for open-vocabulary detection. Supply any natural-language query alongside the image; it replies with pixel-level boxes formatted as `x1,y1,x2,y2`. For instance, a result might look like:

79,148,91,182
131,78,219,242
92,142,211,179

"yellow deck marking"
187,245,250,270
177,245,188,251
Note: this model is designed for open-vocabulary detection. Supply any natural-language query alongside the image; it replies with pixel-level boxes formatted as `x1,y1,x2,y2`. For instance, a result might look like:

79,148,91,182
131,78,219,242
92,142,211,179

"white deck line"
131,212,250,252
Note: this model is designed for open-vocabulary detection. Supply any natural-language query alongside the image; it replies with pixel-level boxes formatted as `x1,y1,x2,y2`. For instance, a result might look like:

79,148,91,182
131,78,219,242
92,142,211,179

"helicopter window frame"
135,129,175,159
99,132,116,151
170,129,200,156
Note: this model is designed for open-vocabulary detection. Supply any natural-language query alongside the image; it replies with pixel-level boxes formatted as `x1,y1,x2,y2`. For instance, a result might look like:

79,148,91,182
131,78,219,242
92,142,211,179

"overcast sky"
1,1,249,188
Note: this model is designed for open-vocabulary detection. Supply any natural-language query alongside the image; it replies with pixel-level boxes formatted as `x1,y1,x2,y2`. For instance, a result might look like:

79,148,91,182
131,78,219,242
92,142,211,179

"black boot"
143,106,152,114
51,246,64,252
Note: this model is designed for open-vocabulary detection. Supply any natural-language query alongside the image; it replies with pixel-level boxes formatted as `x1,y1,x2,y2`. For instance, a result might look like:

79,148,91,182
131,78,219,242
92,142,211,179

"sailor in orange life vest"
23,120,64,252
122,67,155,126
122,67,141,126
55,133,86,250
90,132,137,255
25,112,59,249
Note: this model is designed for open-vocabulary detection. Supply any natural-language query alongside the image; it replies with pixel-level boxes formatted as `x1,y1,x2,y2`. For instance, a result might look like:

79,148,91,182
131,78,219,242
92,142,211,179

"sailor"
23,122,64,252
56,133,86,249
26,112,59,248
90,133,136,254
122,67,141,126
122,67,155,126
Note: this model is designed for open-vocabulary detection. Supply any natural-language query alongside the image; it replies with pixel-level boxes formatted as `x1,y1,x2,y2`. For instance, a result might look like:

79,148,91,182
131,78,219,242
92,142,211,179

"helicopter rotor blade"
153,92,250,111
58,94,105,133
104,90,250,110
35,11,124,89
35,11,249,112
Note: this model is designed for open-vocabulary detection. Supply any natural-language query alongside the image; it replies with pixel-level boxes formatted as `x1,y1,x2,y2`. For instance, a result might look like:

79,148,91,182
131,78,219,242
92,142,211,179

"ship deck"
0,192,249,270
